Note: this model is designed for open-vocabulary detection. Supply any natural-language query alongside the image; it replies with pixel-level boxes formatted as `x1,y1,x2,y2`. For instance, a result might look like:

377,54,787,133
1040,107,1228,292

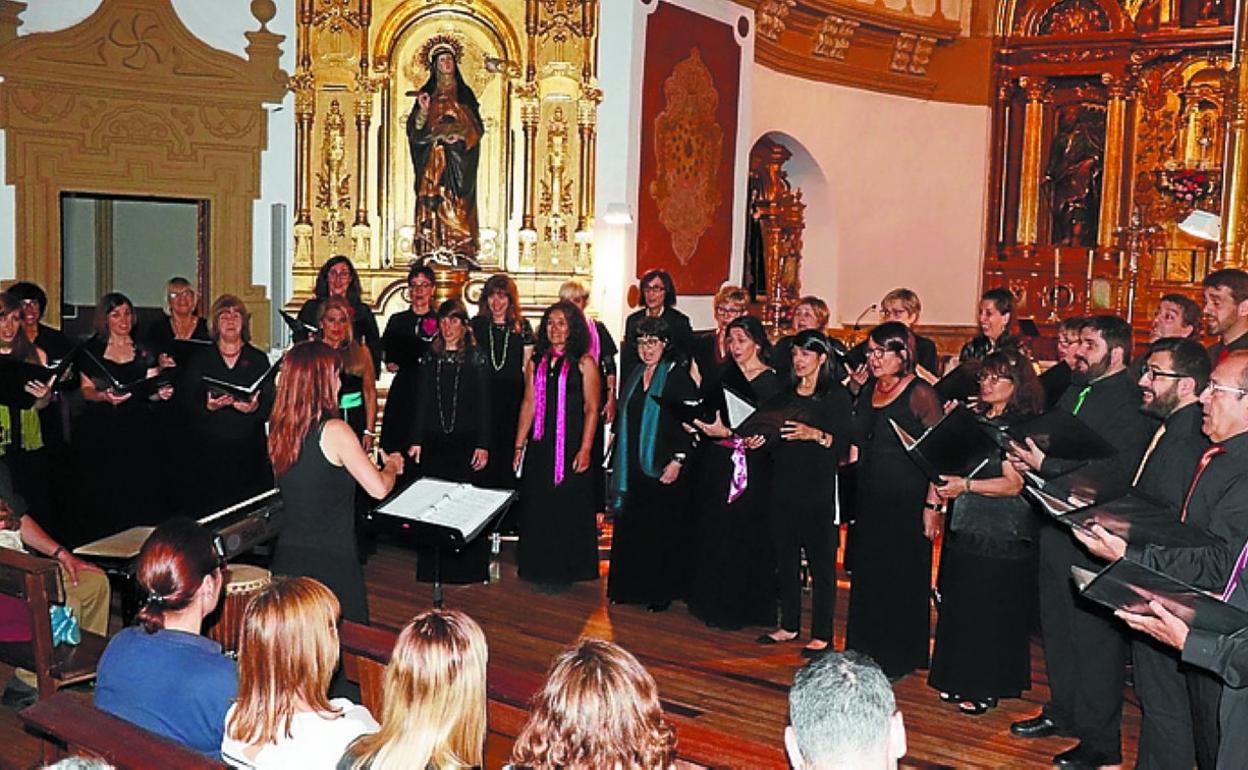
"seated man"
0,462,110,709
785,651,907,770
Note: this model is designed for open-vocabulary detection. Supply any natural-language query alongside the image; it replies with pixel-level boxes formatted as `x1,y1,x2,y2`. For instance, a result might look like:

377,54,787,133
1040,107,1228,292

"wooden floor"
1,538,1140,769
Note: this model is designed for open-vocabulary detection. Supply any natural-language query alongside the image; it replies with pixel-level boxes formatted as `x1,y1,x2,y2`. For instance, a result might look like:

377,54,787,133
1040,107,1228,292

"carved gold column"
519,87,540,267
1221,8,1248,267
350,0,373,267
1097,74,1129,250
575,89,600,272
291,0,315,266
1017,76,1048,247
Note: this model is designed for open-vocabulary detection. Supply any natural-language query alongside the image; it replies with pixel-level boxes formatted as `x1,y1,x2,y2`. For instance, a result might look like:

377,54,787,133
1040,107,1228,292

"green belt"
340,391,363,410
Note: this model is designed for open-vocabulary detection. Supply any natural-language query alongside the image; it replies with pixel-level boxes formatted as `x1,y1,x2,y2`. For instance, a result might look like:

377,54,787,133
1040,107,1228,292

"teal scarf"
610,361,671,509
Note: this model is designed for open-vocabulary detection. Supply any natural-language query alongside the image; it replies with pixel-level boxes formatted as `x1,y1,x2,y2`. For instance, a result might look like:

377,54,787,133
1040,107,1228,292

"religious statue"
1043,103,1104,247
407,36,483,264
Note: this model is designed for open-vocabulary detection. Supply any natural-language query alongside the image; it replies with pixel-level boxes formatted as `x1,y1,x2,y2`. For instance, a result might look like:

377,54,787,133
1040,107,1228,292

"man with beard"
1078,349,1248,768
1119,337,1210,769
1008,315,1157,769
1203,269,1248,364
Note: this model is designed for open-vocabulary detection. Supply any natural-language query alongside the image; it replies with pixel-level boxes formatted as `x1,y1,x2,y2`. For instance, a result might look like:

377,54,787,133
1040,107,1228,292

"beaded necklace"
488,324,510,372
435,353,462,433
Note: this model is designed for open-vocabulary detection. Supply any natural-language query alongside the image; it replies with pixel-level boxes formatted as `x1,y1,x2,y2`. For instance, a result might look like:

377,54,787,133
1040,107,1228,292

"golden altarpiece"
986,0,1241,343
290,0,600,320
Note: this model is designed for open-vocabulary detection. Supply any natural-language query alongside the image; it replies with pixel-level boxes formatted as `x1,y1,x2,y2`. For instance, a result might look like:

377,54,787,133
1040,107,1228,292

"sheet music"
724,389,755,430
377,478,514,540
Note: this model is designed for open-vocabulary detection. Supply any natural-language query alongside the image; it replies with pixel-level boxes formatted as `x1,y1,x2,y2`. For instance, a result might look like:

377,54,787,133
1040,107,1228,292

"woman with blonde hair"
339,610,488,770
319,296,378,450
509,638,676,769
222,576,379,768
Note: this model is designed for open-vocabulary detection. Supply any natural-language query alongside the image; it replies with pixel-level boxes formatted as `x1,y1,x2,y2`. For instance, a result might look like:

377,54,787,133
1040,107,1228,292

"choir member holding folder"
470,273,533,494
686,315,781,629
408,299,491,584
1007,315,1156,769
928,349,1044,715
513,301,600,589
179,295,274,518
72,293,173,546
845,321,943,679
379,263,438,471
267,341,403,625
142,277,210,366
0,291,56,528
757,331,851,656
607,316,696,611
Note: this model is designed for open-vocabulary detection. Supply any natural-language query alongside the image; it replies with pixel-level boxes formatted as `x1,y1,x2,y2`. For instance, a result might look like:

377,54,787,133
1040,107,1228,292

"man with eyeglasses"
1076,349,1248,768
1008,315,1157,769
1203,269,1248,365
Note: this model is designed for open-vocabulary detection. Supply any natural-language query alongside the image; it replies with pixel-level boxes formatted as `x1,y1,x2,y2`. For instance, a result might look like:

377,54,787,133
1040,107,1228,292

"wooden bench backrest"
338,620,788,769
20,691,227,770
0,546,63,694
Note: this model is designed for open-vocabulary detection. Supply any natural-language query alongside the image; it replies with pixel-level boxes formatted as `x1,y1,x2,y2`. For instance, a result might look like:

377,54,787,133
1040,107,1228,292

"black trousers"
773,504,838,642
1133,637,1195,769
1037,525,1126,757
1190,668,1222,769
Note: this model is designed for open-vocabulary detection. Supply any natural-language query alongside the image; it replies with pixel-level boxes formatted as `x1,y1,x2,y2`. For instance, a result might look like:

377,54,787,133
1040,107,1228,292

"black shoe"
646,601,671,612
1010,714,1071,739
1,677,37,710
1053,743,1122,768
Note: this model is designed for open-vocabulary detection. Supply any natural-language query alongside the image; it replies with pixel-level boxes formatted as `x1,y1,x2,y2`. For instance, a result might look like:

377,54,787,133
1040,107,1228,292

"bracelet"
923,502,943,512
51,546,65,560
964,477,973,494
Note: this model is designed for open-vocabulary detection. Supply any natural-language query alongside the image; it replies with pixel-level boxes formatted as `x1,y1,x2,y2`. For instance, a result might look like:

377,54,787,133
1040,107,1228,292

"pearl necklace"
488,324,510,372
435,354,462,434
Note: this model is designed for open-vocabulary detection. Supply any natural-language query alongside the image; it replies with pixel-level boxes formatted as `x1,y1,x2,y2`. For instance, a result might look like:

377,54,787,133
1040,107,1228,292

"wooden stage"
2,539,1140,769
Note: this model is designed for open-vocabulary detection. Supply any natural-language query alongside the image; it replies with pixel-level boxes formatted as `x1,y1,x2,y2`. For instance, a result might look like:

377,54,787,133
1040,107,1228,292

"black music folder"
889,404,1000,483
933,361,981,402
203,359,280,401
76,349,173,399
1073,560,1248,637
165,337,213,366
727,390,811,443
1029,463,1129,505
999,409,1117,461
280,310,318,341
649,392,715,425
0,356,72,408
1027,486,1215,547
371,478,516,550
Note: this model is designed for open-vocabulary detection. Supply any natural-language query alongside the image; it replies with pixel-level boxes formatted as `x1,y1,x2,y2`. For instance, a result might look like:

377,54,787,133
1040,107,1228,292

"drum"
203,564,271,655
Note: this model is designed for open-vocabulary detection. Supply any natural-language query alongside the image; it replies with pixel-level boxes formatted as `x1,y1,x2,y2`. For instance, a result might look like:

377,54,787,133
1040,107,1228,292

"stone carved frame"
0,0,287,345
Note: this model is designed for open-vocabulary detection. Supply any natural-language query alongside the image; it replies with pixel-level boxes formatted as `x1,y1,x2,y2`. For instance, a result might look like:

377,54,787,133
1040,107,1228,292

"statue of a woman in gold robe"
407,40,483,261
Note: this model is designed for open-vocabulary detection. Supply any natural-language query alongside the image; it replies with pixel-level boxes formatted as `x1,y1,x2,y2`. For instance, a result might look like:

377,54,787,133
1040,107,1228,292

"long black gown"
411,347,491,583
469,316,533,492
685,363,783,629
607,362,696,605
845,377,942,678
70,338,164,547
517,354,599,585
141,316,210,516
0,350,52,532
380,308,438,460
589,320,617,512
179,343,275,518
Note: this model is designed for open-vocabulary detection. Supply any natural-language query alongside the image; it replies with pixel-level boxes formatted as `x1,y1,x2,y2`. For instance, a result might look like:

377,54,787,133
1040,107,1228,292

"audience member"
222,576,379,768
94,518,234,756
339,609,487,770
509,638,676,769
785,651,907,770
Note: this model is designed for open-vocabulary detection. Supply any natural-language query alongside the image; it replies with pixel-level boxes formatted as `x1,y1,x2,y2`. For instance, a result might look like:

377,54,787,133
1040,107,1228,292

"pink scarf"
586,319,601,362
532,353,570,486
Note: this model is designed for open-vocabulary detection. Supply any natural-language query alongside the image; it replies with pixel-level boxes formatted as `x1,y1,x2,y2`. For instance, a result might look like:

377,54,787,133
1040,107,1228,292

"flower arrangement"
1155,168,1220,204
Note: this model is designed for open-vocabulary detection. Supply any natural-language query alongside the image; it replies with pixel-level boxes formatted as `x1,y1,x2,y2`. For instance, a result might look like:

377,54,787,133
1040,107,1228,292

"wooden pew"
339,620,788,769
0,547,107,699
19,691,226,769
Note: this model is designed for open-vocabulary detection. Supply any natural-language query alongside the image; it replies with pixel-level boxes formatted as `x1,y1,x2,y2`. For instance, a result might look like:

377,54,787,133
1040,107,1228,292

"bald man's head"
1199,351,1248,442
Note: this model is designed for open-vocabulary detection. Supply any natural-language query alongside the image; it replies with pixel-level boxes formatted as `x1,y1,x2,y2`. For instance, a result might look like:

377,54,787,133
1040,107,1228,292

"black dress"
141,317,210,515
469,316,533,491
607,361,696,605
686,363,783,629
272,422,368,624
380,308,439,457
411,347,492,583
69,338,164,547
298,297,382,378
845,377,942,678
770,385,853,642
0,350,53,533
179,344,275,518
589,320,618,512
518,354,599,585
928,413,1037,701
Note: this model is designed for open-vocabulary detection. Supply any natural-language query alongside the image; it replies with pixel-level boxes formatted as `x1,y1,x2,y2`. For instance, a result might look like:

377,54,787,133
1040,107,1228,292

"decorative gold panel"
0,0,287,346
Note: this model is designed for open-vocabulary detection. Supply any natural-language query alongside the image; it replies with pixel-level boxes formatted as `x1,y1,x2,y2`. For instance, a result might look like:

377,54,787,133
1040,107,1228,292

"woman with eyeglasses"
143,277,210,368
607,316,697,611
297,256,382,378
1040,316,1084,410
758,331,853,656
379,264,440,470
926,351,1044,715
686,315,783,630
409,299,491,584
620,270,693,386
470,274,534,494
0,292,56,522
690,285,747,389
845,321,943,679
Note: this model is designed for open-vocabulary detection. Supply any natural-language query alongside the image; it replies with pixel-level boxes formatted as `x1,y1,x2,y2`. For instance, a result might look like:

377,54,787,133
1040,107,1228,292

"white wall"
0,0,296,300
750,65,990,327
